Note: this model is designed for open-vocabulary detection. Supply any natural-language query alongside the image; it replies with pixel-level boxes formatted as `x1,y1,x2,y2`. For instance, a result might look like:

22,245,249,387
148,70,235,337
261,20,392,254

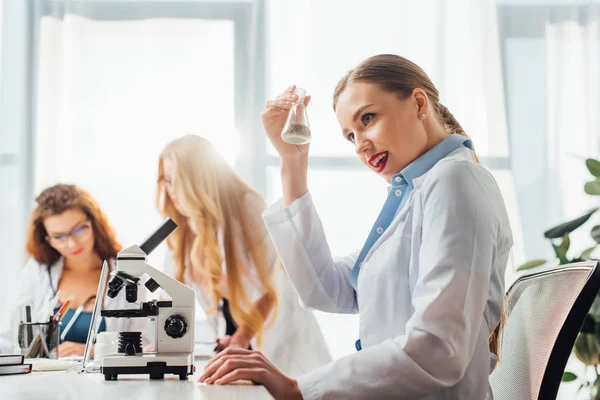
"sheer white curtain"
551,9,600,400
546,7,600,254
500,2,600,263
497,3,600,399
35,8,239,268
544,6,599,400
267,0,523,359
0,0,35,309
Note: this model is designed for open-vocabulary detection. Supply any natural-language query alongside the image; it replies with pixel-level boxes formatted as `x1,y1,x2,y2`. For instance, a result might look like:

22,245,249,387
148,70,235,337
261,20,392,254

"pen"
52,294,75,322
60,295,95,341
43,294,75,354
45,291,62,320
24,306,33,348
24,331,41,358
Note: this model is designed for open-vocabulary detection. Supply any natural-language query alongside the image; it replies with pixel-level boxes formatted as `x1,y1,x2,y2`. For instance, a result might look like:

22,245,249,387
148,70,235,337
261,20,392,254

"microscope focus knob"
164,315,188,339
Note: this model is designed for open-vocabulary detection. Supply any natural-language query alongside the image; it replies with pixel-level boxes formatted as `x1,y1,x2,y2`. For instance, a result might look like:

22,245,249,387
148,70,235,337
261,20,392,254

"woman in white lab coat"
0,184,147,356
199,54,514,400
155,135,331,377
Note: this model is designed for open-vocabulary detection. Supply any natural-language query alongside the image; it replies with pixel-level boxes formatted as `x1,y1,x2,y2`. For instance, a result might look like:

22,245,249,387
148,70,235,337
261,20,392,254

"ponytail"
437,103,479,163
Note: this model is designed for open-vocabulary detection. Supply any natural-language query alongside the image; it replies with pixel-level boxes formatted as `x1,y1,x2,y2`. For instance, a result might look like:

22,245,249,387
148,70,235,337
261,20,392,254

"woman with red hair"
0,184,147,356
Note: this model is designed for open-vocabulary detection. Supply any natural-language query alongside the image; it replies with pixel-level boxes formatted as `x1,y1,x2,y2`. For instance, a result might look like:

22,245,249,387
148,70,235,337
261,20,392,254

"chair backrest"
489,261,600,400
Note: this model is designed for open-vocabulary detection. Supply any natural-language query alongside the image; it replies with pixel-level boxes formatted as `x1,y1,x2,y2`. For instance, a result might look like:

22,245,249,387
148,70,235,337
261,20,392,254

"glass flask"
281,88,311,145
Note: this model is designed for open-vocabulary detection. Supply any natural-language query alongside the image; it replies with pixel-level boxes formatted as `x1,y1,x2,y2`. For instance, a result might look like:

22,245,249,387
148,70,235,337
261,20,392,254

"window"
498,2,600,262
497,4,600,398
0,0,36,308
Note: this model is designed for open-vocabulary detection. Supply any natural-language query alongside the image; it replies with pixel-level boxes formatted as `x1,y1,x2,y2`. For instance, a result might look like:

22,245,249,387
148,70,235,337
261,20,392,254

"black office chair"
489,261,600,400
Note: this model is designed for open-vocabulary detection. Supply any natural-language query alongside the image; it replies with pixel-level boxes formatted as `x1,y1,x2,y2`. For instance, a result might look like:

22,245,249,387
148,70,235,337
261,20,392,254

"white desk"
0,360,273,400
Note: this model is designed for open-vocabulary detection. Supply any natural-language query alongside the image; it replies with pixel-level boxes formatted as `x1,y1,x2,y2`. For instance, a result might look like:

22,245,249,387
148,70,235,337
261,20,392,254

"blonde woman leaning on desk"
199,54,514,400
0,184,148,356
156,135,331,377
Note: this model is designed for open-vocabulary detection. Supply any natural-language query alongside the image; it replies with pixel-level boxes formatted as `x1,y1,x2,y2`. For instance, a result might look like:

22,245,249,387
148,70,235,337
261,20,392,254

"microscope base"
102,363,194,381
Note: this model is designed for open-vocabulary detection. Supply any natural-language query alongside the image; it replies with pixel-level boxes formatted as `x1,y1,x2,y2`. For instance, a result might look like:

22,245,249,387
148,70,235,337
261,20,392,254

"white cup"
96,331,118,344
94,331,118,360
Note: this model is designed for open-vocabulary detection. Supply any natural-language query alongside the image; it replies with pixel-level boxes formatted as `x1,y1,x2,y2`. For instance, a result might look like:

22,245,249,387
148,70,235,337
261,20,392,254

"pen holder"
18,321,60,359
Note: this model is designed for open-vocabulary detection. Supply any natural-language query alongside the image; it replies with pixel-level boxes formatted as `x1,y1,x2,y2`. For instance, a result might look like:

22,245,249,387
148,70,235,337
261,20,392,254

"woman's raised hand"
261,85,311,160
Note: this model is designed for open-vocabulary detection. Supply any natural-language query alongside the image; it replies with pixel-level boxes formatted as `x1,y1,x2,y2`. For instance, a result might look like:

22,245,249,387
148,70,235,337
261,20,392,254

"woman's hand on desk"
54,342,89,357
199,348,302,400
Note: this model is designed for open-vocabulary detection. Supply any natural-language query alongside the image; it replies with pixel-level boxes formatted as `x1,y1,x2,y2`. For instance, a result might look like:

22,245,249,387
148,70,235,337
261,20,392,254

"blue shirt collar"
393,134,472,188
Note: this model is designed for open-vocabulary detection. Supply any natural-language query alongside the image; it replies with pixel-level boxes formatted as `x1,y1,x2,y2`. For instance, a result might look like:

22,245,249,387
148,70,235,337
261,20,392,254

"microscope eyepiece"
107,272,140,301
107,275,124,298
140,218,177,255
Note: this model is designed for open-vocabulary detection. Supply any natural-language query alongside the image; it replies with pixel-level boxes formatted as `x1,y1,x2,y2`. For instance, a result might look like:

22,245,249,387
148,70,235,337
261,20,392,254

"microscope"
100,218,195,381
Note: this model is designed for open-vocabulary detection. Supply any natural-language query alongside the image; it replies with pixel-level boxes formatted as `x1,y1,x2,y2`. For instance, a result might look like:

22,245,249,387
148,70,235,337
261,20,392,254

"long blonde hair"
156,135,278,347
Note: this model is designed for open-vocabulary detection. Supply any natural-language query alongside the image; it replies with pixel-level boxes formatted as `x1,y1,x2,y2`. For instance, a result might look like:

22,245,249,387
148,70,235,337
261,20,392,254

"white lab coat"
0,257,150,353
262,148,514,400
163,192,332,377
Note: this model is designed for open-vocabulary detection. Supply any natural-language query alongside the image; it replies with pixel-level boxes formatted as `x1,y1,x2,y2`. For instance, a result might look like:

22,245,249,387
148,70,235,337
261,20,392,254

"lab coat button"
376,227,384,234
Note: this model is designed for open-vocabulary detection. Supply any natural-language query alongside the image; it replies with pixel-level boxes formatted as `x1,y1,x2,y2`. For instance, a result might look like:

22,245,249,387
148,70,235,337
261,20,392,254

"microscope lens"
125,284,138,303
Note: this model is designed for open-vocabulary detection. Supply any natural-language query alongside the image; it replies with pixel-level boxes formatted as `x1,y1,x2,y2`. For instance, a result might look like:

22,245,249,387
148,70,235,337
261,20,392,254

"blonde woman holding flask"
199,54,513,400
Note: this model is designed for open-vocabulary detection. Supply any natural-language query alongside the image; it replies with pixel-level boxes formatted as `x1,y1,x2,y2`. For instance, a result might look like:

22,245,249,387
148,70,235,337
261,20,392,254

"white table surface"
0,360,273,400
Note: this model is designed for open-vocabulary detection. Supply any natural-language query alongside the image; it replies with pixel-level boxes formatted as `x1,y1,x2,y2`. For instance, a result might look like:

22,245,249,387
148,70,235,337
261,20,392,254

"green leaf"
517,259,546,271
552,243,570,264
593,376,600,398
574,332,600,366
592,226,600,244
563,372,578,382
585,180,600,195
544,208,599,238
587,159,600,178
581,246,598,260
561,234,571,252
591,296,600,321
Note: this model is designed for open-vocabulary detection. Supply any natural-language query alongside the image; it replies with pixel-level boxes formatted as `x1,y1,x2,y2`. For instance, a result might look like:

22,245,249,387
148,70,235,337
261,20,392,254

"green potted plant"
518,158,600,398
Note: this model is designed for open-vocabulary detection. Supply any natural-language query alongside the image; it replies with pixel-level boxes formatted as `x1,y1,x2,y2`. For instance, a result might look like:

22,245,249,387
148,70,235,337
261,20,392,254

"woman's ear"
412,88,429,118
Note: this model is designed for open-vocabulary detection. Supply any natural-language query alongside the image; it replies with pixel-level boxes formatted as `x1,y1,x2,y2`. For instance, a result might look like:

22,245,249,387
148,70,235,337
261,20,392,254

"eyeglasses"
46,221,92,247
